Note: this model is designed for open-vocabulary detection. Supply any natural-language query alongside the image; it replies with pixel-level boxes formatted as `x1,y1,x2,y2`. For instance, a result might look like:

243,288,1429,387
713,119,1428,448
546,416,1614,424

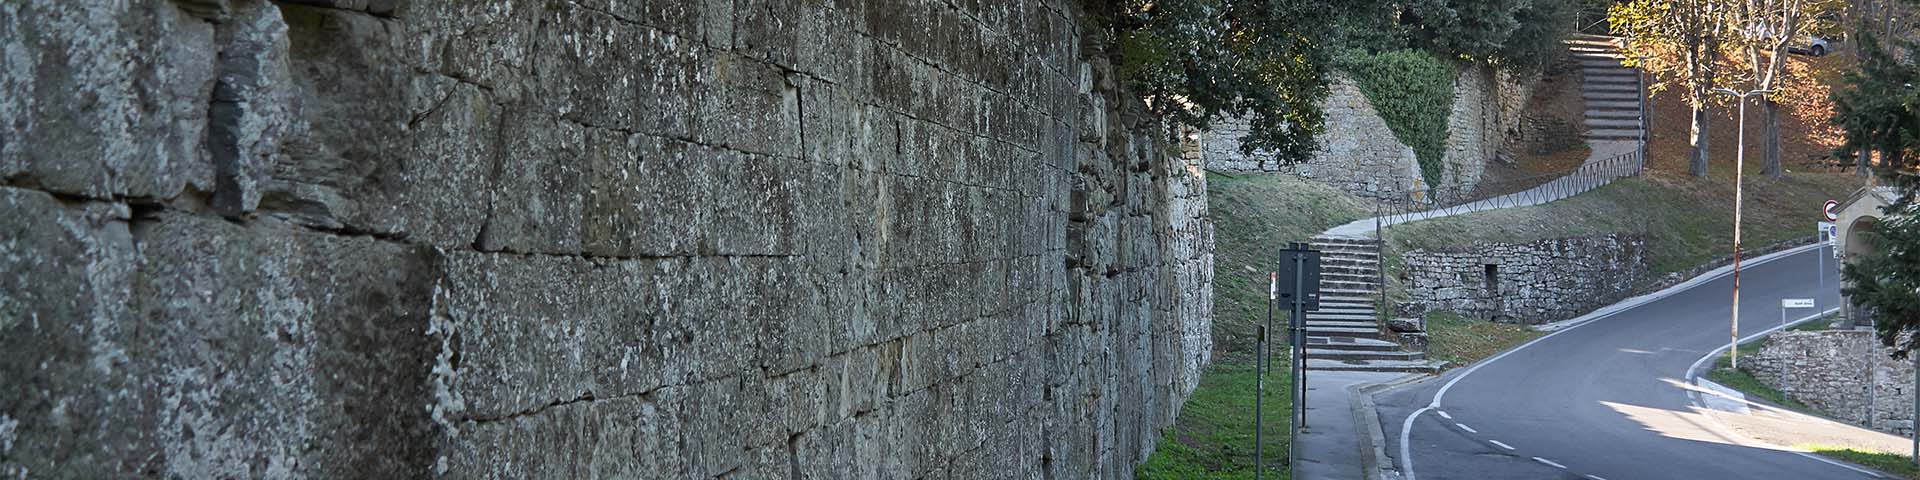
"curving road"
1373,245,1884,479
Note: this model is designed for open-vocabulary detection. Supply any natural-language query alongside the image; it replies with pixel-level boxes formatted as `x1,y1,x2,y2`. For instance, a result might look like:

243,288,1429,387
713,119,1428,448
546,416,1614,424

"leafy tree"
1833,29,1920,356
1101,0,1335,162
1831,31,1920,174
1845,199,1920,356
1407,0,1580,73
1612,0,1735,177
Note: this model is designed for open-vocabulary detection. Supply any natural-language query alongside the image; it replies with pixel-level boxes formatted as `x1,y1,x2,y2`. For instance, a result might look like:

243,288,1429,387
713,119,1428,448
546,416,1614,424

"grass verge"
1140,173,1370,478
1420,311,1545,367
1704,334,1916,478
1137,361,1293,479
1386,173,1860,287
1797,445,1920,479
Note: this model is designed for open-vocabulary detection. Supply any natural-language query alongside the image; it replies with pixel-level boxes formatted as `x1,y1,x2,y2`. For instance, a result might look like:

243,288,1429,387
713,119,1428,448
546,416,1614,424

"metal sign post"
1272,243,1321,479
1781,298,1815,327
1818,221,1835,308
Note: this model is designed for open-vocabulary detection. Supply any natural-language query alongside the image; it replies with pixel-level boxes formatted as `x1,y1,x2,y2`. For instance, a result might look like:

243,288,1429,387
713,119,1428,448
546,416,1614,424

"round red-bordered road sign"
1823,199,1840,221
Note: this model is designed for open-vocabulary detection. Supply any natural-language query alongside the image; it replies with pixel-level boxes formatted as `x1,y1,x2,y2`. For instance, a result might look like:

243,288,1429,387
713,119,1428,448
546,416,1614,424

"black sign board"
1275,245,1322,312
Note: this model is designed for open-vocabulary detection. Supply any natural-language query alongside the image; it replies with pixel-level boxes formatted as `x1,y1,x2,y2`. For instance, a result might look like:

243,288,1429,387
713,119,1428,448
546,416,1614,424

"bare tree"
1730,0,1810,177
1613,0,1735,177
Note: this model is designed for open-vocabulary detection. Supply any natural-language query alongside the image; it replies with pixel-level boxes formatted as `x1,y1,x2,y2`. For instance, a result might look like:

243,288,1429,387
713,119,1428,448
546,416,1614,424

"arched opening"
1845,215,1880,327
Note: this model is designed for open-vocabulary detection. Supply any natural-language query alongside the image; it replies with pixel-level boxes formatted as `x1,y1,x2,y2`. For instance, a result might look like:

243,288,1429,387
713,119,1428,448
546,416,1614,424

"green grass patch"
1337,49,1458,186
1797,445,1920,479
1138,361,1294,479
1790,313,1838,332
1421,311,1545,367
1140,173,1371,477
1385,173,1862,287
1206,173,1372,356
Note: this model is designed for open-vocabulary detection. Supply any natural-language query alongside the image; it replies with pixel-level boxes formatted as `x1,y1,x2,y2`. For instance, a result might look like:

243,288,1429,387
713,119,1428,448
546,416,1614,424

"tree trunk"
1762,99,1783,177
1689,96,1711,177
1858,148,1873,176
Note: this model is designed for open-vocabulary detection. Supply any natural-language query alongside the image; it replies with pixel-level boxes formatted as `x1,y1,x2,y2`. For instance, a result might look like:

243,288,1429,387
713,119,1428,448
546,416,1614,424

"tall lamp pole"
1711,87,1772,370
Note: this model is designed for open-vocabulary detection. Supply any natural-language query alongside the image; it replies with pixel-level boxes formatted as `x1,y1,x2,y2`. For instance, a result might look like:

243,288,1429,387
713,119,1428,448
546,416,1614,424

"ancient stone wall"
1399,235,1648,324
1203,65,1531,203
0,0,1212,477
1746,331,1917,435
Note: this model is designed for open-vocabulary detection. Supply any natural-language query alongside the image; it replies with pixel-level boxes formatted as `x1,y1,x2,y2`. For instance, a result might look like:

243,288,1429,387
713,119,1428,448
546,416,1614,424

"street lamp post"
1712,87,1772,370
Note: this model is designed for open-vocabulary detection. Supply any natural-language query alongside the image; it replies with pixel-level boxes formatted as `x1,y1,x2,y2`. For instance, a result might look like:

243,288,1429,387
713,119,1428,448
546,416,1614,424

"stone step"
1578,58,1627,68
1305,358,1447,373
1317,245,1380,255
1320,266,1382,278
1568,45,1620,54
1306,336,1402,351
1302,320,1377,329
1582,90,1641,102
1565,39,1622,49
1319,296,1375,306
1321,278,1377,288
1581,83,1639,93
1571,52,1625,62
1584,118,1642,128
1317,251,1380,260
1586,128,1644,138
1306,349,1428,362
1321,272,1378,283
1306,313,1377,323
1310,236,1380,247
1586,100,1643,110
1320,287,1377,297
1313,301,1374,312
1584,75,1639,86
1303,326,1383,338
1308,309,1375,318
1585,109,1642,120
1582,67,1638,78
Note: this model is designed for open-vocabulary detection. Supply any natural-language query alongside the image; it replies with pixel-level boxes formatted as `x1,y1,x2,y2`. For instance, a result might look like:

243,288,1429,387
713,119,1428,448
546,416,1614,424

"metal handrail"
1373,149,1644,227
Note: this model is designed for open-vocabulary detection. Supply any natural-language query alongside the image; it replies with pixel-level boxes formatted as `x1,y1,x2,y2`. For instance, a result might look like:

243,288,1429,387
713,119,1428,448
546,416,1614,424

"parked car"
1789,35,1833,56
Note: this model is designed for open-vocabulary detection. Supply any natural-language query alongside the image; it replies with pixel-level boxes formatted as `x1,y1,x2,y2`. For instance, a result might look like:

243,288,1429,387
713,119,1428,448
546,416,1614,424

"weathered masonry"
1398,235,1649,324
1746,331,1917,436
0,0,1212,477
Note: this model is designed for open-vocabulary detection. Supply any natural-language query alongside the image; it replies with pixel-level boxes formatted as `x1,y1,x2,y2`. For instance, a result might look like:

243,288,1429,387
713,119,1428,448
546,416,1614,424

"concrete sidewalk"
1294,371,1420,479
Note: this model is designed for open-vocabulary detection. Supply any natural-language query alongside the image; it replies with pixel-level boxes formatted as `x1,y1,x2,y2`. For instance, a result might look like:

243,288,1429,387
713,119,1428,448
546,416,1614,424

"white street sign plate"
1782,298,1816,308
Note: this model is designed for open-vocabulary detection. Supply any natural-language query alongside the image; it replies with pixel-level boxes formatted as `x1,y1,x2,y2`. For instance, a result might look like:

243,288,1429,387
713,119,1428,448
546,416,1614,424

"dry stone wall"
0,0,1212,478
1399,235,1648,324
1746,331,1917,435
1203,65,1530,203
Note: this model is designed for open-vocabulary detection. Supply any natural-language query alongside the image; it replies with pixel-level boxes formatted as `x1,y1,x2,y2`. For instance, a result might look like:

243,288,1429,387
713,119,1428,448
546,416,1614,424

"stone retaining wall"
1203,65,1533,203
1399,235,1648,324
1746,331,1917,435
0,0,1211,477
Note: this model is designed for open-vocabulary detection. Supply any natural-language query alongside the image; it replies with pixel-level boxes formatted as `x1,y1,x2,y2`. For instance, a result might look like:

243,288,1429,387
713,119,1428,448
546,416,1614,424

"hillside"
1140,173,1370,478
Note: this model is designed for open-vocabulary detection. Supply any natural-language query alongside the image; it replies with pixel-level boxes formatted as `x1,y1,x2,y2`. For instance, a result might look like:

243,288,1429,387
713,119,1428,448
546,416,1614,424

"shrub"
1338,49,1458,186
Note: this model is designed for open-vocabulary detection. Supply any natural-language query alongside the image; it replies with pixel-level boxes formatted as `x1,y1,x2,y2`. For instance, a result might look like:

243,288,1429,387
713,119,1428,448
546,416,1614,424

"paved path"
1322,141,1637,238
1373,245,1894,479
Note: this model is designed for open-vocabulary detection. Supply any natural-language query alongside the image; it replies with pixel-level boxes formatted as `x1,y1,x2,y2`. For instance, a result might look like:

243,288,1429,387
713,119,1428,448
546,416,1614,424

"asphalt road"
1374,245,1879,479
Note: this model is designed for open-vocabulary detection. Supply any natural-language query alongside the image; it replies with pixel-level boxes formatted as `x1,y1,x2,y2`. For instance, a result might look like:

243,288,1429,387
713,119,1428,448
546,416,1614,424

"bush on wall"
1338,49,1457,186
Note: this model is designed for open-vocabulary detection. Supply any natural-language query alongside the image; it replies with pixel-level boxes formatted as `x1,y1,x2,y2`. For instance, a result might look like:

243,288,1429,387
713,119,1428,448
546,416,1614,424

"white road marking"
1455,423,1476,433
1533,457,1567,469
1791,452,1884,478
1488,440,1514,450
1396,244,1829,480
1586,475,1609,480
1436,411,1452,420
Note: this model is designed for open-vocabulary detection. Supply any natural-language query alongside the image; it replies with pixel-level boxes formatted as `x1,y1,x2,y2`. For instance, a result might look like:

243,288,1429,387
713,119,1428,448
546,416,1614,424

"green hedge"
1337,49,1457,187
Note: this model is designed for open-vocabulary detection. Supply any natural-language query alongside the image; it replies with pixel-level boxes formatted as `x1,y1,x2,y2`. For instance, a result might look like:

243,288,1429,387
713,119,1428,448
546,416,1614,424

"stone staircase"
1302,235,1443,373
1568,34,1647,142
